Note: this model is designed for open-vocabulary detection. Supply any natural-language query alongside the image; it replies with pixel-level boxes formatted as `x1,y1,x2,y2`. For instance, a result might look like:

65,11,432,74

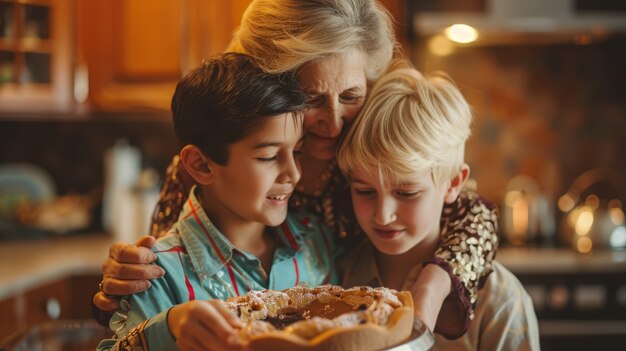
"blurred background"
0,0,625,350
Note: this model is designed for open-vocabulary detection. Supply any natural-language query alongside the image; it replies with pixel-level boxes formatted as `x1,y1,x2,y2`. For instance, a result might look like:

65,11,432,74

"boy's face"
207,113,304,228
349,168,449,255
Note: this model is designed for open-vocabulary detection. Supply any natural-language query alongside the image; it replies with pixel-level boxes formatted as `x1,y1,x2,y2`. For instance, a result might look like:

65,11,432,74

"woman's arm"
410,192,499,338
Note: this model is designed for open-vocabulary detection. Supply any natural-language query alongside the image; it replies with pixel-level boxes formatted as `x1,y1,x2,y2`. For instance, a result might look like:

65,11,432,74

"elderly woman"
94,0,498,340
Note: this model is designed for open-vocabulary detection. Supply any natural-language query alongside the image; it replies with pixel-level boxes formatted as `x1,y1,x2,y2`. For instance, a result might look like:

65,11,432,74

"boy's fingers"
100,277,151,296
194,302,238,342
109,242,157,264
92,291,120,311
102,257,165,280
212,300,243,328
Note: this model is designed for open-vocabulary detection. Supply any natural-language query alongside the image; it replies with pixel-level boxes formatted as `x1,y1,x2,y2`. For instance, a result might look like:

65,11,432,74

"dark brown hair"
172,52,307,165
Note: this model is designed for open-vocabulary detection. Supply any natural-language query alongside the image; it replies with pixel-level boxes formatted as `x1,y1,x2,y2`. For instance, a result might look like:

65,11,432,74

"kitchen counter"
2,234,626,300
0,234,113,300
497,246,626,274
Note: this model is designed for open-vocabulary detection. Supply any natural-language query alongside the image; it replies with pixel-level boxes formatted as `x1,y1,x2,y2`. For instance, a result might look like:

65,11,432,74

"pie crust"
226,285,414,351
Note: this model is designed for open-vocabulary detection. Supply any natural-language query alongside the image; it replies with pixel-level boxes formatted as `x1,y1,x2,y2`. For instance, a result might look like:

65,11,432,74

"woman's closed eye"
340,94,364,104
306,95,324,108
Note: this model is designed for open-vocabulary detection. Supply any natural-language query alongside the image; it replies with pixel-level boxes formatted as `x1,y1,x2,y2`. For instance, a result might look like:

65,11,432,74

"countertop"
496,246,626,274
0,233,113,300
1,234,626,300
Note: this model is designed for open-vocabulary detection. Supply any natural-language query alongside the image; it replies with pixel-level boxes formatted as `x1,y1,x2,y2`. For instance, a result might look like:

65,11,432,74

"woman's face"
298,51,367,161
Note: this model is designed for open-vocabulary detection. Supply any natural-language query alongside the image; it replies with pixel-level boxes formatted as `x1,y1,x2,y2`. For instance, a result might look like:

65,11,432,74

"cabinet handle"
46,297,61,319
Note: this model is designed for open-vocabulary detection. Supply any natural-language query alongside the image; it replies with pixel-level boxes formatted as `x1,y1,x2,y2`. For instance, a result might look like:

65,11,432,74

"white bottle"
102,139,141,243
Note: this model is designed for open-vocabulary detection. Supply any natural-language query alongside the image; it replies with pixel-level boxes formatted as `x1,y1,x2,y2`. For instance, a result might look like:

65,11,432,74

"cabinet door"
0,0,73,113
0,274,101,343
78,0,251,113
23,278,71,326
0,296,19,341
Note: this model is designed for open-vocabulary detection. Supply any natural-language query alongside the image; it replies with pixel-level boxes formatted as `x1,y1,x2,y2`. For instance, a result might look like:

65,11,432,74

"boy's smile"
349,168,448,256
372,227,405,240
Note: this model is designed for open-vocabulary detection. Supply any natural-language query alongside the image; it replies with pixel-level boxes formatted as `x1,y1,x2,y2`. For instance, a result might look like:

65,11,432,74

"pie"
225,285,414,351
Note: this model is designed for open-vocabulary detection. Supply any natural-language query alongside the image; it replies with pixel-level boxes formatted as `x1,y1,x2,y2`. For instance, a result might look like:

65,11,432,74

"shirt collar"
174,186,316,280
175,186,236,279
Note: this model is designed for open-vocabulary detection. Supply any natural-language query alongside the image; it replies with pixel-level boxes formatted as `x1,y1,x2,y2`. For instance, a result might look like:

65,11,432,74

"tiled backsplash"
412,35,626,208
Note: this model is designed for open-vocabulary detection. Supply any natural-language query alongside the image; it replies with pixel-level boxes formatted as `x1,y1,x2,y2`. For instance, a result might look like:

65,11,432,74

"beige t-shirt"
342,240,541,351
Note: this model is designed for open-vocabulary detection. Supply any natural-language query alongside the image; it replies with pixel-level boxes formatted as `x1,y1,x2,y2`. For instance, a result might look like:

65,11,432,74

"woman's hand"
168,300,246,351
93,236,165,311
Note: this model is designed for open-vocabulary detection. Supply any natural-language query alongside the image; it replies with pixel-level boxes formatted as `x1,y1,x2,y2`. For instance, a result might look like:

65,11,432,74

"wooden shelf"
0,38,52,53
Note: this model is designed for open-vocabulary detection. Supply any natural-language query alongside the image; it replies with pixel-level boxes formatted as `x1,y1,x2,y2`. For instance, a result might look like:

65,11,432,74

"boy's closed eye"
255,137,305,163
395,190,421,199
257,155,279,163
353,187,376,197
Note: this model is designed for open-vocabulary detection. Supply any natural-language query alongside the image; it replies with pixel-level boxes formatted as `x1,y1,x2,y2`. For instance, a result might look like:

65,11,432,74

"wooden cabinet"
0,274,101,342
0,0,405,114
77,0,251,112
0,0,73,112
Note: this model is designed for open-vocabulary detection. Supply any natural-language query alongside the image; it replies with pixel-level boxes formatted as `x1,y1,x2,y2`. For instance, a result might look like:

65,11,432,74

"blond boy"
337,61,540,350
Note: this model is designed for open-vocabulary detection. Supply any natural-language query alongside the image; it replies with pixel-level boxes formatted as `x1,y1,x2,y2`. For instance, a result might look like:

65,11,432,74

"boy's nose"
279,155,301,184
374,197,397,225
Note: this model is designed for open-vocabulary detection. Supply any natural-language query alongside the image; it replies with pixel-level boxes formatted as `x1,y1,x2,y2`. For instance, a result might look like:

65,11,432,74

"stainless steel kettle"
558,169,626,252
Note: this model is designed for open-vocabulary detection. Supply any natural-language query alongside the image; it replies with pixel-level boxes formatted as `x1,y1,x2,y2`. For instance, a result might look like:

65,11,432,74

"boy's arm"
408,264,451,332
97,299,246,351
97,245,191,351
413,192,499,338
97,276,181,351
96,311,172,351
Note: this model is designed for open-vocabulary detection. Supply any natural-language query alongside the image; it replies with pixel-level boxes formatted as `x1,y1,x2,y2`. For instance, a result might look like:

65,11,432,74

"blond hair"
228,0,396,81
337,60,472,186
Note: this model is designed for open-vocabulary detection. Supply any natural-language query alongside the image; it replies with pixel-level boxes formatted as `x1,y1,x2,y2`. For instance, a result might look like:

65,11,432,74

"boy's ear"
444,163,470,204
179,145,215,185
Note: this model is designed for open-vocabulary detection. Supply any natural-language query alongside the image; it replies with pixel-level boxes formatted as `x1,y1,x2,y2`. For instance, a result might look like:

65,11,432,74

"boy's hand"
168,300,246,351
93,236,164,311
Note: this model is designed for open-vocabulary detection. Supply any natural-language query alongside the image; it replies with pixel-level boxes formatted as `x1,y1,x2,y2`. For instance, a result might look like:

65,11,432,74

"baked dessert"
225,285,414,351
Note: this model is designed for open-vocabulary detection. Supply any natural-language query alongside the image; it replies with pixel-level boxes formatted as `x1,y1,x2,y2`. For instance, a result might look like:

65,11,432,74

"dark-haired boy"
98,53,338,351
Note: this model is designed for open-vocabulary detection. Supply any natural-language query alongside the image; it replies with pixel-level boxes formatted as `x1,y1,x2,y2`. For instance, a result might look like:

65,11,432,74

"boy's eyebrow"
253,142,281,149
253,136,305,149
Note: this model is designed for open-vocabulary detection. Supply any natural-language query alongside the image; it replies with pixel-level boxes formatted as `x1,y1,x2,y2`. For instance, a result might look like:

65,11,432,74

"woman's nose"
323,99,345,135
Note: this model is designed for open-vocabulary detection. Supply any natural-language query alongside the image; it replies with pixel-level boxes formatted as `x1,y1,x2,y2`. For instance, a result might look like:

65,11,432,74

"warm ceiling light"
444,24,479,43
